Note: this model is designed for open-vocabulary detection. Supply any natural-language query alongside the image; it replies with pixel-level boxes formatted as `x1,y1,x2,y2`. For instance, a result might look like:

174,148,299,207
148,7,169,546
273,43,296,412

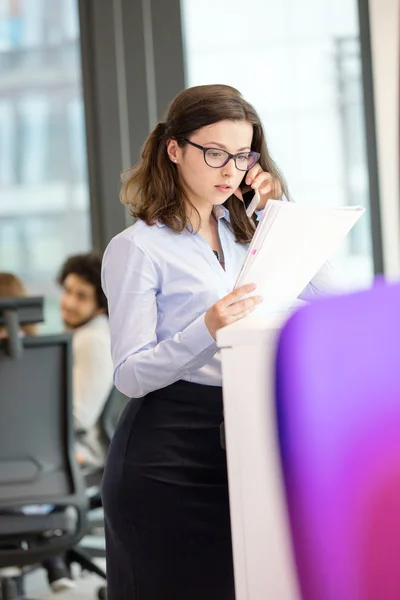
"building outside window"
0,0,91,331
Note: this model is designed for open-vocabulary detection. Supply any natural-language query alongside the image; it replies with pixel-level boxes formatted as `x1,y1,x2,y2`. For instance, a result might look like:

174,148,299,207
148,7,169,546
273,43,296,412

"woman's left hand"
234,164,282,211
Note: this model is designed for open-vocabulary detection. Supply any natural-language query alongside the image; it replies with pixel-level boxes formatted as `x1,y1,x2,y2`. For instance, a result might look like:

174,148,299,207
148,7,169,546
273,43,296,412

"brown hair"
57,252,108,315
0,273,37,336
121,84,288,243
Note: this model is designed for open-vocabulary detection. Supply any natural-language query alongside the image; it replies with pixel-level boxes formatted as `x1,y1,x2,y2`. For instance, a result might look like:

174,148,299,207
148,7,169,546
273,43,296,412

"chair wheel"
2,578,18,599
98,585,107,600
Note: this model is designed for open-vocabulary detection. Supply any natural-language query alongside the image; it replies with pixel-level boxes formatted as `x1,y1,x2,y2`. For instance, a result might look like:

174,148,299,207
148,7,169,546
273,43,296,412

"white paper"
235,200,365,314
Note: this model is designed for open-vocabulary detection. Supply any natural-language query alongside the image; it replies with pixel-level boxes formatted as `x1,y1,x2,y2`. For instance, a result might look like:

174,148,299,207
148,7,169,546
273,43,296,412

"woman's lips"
215,185,232,193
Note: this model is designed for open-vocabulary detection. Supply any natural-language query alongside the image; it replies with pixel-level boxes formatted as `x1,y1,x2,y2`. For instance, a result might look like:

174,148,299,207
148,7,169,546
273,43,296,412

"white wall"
369,0,400,278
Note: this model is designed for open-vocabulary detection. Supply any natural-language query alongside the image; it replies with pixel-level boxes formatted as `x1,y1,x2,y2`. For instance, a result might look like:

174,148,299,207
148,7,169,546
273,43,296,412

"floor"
25,559,106,600
14,508,107,600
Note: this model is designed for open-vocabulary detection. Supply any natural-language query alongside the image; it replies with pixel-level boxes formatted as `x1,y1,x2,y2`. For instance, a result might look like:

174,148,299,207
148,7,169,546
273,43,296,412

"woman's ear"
166,138,180,164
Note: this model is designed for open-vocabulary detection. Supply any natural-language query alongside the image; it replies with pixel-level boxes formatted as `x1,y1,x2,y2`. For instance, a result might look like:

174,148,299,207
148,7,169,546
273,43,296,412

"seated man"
58,252,114,467
42,252,114,592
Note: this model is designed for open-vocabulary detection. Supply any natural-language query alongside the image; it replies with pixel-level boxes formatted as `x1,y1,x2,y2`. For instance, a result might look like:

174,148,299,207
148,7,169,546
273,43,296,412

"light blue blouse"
102,205,336,398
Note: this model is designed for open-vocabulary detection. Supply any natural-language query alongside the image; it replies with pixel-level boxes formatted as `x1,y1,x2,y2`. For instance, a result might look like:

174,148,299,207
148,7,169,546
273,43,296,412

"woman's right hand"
204,283,263,340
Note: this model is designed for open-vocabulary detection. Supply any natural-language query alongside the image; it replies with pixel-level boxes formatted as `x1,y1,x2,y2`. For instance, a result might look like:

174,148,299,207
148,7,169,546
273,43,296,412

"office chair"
100,386,129,445
275,282,400,600
0,332,89,599
79,385,129,512
71,387,129,600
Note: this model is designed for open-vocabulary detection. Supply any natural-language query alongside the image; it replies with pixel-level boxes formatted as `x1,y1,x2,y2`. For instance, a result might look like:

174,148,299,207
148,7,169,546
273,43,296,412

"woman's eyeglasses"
179,138,260,171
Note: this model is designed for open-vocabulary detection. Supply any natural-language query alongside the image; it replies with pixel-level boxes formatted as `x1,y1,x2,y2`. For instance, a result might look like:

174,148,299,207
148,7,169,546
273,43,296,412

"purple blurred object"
276,282,400,600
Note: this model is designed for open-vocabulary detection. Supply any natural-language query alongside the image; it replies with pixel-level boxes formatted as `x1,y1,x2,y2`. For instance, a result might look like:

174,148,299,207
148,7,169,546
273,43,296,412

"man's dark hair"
57,252,108,315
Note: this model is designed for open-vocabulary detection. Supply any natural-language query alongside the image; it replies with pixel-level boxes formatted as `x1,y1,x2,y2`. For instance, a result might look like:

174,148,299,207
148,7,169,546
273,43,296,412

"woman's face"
167,119,253,210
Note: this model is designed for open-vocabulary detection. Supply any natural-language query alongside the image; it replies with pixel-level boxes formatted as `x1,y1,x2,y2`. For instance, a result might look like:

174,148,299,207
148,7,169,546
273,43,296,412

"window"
0,0,91,331
182,0,373,289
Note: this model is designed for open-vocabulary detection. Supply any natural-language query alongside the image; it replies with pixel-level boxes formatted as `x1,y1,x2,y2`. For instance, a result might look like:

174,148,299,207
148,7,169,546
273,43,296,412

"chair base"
98,586,107,599
67,547,107,600
67,547,106,580
0,575,37,600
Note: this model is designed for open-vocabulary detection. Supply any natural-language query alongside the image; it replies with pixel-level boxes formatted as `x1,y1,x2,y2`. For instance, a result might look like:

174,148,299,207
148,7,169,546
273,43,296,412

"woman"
101,84,335,600
0,273,37,338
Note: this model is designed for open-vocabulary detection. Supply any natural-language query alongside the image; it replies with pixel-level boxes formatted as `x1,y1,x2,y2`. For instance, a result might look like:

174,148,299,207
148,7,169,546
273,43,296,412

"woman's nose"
222,157,236,178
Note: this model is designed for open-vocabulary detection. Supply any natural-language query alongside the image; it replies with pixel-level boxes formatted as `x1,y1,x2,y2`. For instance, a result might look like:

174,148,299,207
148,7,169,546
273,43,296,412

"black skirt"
102,380,235,600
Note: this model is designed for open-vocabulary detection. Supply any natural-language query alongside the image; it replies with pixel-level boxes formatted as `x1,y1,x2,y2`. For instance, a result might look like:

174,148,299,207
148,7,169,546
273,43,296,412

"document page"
235,201,365,314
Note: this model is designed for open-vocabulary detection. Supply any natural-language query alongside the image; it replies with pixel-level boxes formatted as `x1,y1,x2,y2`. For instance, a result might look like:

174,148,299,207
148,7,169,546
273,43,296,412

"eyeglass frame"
177,137,260,171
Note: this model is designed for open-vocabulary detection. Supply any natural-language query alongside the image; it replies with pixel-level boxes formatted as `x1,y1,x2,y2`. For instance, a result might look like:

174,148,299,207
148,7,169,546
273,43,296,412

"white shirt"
102,205,337,399
73,314,114,466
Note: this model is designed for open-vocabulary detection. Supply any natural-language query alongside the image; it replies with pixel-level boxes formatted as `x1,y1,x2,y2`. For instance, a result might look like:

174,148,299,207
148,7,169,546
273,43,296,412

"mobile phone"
242,189,260,217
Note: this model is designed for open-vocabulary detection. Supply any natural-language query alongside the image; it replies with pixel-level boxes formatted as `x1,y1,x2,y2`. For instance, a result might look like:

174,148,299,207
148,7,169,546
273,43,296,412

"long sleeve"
299,260,342,302
102,235,218,399
73,323,114,432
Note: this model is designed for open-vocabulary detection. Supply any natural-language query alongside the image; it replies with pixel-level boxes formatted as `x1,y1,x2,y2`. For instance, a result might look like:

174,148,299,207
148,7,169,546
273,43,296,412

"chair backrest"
275,282,400,600
0,334,88,567
99,385,129,444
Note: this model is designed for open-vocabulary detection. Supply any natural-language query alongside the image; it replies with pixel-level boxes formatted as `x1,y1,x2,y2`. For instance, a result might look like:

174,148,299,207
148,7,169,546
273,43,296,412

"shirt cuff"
180,312,217,356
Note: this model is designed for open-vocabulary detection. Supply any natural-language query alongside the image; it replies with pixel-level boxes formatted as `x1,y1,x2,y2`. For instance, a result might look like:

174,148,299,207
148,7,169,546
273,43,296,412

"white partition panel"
217,315,301,600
